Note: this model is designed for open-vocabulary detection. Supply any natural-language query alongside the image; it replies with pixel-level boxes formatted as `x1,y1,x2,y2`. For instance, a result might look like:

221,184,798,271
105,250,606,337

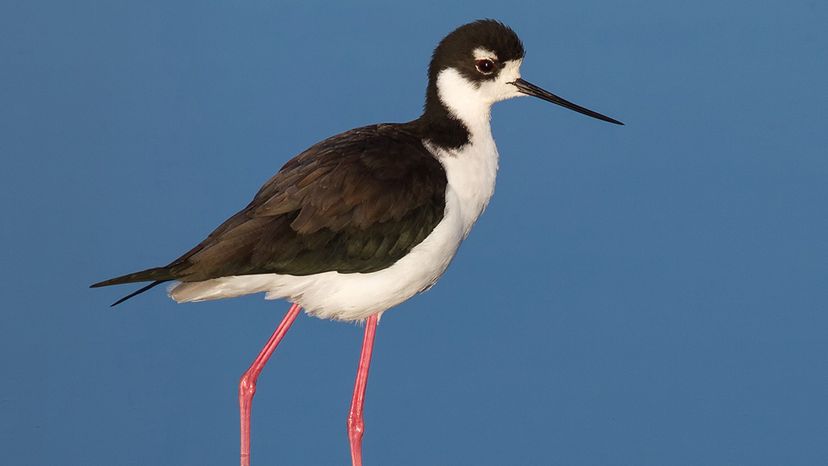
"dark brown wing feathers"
92,124,447,291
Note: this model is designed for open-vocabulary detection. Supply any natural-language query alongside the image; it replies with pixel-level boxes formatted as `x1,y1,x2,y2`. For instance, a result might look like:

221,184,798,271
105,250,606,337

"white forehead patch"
473,47,498,60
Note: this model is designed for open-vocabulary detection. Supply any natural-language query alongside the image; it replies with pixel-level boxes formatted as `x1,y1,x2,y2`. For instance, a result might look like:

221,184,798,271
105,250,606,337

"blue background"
2,1,827,465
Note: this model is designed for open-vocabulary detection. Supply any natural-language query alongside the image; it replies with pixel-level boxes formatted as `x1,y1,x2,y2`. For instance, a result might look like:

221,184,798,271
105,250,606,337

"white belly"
169,138,499,322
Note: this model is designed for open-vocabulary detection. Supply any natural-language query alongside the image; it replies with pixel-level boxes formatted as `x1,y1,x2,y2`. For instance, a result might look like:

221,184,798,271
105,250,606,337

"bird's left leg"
239,302,302,466
347,314,379,466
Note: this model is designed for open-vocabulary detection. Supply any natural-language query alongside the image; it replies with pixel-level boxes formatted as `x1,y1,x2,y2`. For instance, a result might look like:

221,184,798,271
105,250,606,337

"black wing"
92,124,448,300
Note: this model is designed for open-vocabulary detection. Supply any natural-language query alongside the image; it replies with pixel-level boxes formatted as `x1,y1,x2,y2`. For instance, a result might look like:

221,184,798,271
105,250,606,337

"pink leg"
347,314,379,466
239,302,302,466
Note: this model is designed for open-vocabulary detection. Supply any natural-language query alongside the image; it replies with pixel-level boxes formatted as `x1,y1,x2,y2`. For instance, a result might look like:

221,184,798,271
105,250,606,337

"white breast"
426,131,499,237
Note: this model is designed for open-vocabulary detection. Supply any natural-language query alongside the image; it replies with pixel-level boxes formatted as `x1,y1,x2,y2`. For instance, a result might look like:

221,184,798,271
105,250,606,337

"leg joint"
347,413,365,436
239,373,257,398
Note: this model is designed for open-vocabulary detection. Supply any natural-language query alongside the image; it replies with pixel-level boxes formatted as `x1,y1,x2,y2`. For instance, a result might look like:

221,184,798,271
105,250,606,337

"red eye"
475,59,495,74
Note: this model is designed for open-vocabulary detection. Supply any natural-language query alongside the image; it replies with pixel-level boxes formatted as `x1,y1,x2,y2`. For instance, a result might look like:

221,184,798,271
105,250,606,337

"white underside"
170,65,516,322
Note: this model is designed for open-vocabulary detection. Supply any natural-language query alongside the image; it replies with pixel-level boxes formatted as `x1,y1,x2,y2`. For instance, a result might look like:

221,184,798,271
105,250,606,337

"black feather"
90,266,173,288
109,280,169,307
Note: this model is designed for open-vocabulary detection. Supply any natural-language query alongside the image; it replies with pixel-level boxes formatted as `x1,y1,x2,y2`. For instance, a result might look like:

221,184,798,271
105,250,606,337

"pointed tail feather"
91,266,176,306
90,266,173,288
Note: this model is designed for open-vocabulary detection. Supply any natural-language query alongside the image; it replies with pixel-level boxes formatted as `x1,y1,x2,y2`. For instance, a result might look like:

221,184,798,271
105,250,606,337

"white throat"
434,59,523,140
435,69,493,139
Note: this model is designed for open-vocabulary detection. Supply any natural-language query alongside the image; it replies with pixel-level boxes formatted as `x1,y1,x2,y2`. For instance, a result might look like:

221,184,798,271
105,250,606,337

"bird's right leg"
239,302,302,466
347,314,379,466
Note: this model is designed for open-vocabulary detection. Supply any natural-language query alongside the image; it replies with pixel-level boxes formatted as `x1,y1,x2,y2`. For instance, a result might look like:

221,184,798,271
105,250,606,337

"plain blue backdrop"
2,1,826,465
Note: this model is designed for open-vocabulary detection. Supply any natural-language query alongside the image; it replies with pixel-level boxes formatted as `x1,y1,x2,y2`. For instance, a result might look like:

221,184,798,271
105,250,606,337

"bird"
92,19,622,466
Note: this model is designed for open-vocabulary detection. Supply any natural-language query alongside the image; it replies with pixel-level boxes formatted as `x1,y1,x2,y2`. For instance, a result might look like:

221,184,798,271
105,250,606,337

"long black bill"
512,78,623,125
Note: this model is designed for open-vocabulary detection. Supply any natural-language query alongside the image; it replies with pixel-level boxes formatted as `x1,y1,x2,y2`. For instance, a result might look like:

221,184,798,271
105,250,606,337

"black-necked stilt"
92,19,622,466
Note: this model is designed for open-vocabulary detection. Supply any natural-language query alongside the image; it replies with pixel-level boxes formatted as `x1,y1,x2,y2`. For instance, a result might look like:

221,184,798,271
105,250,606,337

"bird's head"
425,20,622,127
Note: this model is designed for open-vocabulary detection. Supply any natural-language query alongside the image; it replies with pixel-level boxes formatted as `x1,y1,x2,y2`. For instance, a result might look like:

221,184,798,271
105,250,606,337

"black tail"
108,280,169,306
91,266,174,307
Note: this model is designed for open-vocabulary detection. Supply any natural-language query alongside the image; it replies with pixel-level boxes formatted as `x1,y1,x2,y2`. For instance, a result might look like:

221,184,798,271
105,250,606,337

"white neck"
427,62,523,237
426,71,500,237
